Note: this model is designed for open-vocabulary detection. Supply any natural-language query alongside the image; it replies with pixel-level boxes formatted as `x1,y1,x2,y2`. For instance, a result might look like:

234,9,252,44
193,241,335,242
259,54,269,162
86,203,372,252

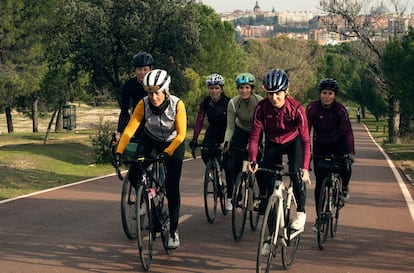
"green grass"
0,132,114,200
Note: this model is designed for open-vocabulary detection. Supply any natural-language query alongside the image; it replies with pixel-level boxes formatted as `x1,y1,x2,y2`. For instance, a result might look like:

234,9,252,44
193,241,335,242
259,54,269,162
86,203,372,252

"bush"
91,118,115,164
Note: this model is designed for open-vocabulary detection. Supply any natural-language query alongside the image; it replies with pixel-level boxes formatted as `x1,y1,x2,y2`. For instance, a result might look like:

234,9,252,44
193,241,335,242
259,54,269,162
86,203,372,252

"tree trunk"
55,103,63,132
44,107,58,144
5,103,14,133
32,96,39,132
388,95,401,144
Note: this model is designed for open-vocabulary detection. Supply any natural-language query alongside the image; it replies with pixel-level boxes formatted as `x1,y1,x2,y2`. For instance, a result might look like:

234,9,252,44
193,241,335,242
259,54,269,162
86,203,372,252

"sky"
200,0,414,14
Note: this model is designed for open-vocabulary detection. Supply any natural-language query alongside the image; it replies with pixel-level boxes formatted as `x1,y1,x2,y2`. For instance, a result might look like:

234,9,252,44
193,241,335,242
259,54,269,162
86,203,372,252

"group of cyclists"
112,51,355,251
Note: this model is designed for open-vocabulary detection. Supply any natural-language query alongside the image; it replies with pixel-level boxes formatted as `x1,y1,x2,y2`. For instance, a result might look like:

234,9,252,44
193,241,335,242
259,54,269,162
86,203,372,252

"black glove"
189,139,197,149
157,152,169,163
112,153,121,168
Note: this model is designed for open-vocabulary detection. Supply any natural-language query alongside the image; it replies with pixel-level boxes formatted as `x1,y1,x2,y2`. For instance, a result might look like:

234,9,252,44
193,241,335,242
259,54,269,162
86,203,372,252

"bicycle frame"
270,179,301,247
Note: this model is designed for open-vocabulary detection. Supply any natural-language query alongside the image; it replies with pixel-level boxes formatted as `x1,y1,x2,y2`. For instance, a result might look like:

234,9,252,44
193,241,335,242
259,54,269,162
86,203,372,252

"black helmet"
318,78,339,93
131,52,154,68
262,68,289,92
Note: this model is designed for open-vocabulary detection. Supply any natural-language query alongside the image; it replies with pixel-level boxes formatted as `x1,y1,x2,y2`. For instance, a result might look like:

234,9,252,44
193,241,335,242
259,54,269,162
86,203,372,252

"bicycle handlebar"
114,156,161,181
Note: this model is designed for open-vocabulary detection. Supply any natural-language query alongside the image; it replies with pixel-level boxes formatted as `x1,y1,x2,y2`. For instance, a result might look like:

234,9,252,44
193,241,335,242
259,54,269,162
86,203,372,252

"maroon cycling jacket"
248,97,311,170
306,100,355,155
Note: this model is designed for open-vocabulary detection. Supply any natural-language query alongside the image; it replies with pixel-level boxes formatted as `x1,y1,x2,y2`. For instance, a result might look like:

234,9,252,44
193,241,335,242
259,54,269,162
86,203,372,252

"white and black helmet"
143,69,171,93
206,73,225,86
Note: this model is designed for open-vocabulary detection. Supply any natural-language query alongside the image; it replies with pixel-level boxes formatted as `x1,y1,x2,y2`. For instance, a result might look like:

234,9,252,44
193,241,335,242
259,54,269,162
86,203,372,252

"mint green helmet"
235,72,256,87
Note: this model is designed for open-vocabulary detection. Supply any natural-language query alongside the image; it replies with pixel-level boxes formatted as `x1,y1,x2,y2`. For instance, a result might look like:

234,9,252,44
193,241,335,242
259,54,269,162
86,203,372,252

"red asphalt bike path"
0,122,413,273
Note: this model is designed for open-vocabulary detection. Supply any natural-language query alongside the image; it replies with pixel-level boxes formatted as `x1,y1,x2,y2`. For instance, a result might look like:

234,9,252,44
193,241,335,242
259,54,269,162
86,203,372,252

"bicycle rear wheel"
232,172,248,241
256,195,280,273
249,173,260,231
281,193,301,269
136,185,153,271
204,162,218,223
317,178,330,250
120,173,137,240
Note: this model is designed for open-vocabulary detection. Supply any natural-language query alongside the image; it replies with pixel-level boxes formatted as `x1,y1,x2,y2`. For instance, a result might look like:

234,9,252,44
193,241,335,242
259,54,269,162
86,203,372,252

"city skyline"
200,0,414,14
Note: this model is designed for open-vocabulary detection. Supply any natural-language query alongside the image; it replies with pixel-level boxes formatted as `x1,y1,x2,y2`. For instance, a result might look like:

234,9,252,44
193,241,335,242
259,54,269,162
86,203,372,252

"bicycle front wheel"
331,177,343,237
136,185,153,271
204,162,218,223
317,178,330,250
249,173,261,231
120,173,137,240
281,193,301,269
232,172,248,242
218,168,228,216
256,195,281,273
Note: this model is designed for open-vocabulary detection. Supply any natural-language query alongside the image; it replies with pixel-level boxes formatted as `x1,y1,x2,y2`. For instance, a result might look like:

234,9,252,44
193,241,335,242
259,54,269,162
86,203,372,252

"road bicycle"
256,165,303,272
232,157,261,242
314,154,352,250
191,144,228,223
115,155,173,271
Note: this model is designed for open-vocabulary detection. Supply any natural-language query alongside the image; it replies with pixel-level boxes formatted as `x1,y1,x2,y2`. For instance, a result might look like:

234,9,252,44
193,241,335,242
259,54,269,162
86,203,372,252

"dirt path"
0,104,120,134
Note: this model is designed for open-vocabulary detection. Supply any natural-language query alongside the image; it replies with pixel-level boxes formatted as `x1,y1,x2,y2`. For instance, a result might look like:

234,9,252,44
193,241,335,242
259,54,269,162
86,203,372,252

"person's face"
208,85,223,102
238,84,253,100
148,90,166,107
266,90,286,109
135,66,152,83
319,89,335,107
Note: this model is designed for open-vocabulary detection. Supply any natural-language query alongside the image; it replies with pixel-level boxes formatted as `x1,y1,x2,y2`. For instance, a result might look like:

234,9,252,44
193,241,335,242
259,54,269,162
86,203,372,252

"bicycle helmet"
131,51,154,68
143,69,171,93
318,78,340,93
206,73,225,86
235,72,256,87
262,68,289,93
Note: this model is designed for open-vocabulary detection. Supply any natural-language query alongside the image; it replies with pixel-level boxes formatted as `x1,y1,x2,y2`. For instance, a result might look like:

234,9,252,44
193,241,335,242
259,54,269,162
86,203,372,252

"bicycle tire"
281,192,301,269
120,172,137,240
317,177,330,250
204,161,217,223
249,173,261,231
256,195,281,273
136,184,153,271
232,172,248,241
218,167,228,216
330,177,343,237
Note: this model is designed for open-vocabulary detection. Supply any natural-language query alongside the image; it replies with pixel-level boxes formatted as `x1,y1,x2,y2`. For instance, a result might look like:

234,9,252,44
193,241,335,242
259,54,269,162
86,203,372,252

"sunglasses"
144,85,161,92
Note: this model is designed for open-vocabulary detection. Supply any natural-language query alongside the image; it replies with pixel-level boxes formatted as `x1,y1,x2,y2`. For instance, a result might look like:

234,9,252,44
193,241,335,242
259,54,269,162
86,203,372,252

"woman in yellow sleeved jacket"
114,69,186,249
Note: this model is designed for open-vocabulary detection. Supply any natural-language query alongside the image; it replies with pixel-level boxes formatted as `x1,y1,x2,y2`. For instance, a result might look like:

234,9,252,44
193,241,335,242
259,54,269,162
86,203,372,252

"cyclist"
114,69,187,249
222,72,263,211
247,68,311,231
189,73,231,205
306,78,355,230
114,51,154,144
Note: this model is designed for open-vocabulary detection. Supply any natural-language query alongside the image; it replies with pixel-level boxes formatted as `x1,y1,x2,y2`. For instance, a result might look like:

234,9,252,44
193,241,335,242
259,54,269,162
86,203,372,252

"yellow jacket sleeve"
115,100,145,154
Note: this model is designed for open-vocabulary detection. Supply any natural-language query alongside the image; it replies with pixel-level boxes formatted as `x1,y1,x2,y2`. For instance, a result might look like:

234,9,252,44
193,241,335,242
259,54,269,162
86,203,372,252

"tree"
319,0,411,143
0,0,50,133
44,0,201,102
244,37,325,102
382,27,414,136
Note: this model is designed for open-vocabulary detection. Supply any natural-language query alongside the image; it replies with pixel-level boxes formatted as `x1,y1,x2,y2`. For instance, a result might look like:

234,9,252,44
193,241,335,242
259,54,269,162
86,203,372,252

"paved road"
1,123,414,273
